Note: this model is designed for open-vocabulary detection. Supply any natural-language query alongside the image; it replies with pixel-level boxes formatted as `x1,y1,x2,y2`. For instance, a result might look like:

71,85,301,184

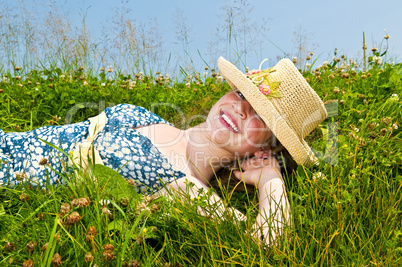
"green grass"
0,53,401,266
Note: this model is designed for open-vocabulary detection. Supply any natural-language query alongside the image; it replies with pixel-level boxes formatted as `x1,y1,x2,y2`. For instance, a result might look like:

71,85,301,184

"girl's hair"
209,135,298,195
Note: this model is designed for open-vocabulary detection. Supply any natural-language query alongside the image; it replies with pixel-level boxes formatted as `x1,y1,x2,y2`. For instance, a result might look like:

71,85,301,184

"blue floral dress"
0,104,186,191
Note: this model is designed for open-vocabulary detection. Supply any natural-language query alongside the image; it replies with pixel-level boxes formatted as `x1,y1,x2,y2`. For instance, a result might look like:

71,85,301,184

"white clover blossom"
392,123,398,130
390,93,399,101
323,61,329,65
99,199,110,206
306,63,311,68
312,172,325,181
101,83,106,87
83,81,88,86
185,82,190,89
373,56,382,65
216,76,223,83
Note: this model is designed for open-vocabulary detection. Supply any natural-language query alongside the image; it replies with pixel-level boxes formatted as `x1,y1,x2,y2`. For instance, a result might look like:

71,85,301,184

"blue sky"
13,0,402,72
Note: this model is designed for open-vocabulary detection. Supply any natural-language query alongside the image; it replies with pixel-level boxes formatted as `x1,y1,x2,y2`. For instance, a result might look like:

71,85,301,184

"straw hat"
217,56,327,166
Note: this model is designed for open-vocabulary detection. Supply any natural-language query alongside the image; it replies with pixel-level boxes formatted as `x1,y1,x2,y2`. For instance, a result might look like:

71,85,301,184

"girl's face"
206,90,272,156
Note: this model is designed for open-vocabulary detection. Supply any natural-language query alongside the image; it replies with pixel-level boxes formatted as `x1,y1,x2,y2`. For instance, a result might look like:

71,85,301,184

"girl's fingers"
233,170,242,180
254,150,272,159
241,157,273,170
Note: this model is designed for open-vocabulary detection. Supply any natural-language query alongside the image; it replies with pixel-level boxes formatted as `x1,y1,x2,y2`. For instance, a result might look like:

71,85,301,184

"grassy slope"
0,58,401,266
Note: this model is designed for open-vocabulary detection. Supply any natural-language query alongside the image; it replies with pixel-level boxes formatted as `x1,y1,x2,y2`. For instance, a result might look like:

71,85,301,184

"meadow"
0,17,401,267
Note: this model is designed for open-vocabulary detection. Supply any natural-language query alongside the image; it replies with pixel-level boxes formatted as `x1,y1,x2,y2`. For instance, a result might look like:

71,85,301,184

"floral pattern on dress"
0,104,186,191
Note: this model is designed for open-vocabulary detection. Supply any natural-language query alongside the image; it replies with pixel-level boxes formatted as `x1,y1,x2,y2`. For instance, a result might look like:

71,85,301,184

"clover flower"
26,241,34,253
51,253,62,266
390,94,399,101
123,260,140,267
22,260,34,267
103,244,114,251
85,252,94,262
99,199,110,206
65,211,81,225
15,172,26,181
20,193,29,202
78,197,91,207
312,172,325,181
4,242,15,251
103,244,115,261
86,226,97,243
102,206,111,215
39,158,48,166
373,56,382,65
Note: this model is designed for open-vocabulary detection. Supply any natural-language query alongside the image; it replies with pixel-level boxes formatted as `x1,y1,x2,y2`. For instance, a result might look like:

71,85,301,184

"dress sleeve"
104,104,173,129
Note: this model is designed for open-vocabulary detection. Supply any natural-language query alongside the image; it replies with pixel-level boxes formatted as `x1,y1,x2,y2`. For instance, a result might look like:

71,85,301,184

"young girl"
0,57,327,245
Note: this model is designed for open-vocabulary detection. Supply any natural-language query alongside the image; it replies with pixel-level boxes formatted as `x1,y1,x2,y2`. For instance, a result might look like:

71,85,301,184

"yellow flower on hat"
246,67,282,99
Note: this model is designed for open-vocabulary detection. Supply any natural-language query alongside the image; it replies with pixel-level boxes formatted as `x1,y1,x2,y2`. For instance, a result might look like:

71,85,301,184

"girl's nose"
233,100,252,119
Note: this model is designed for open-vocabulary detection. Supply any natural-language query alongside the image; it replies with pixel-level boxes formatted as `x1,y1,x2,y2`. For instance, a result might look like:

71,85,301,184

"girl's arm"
233,151,292,245
160,176,247,221
254,178,291,245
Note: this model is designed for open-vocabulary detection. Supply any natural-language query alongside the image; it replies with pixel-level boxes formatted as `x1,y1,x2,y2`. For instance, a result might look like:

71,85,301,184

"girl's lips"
219,111,240,133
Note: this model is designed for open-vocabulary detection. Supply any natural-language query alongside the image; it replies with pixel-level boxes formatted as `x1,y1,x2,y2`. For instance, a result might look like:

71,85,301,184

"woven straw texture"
217,57,327,166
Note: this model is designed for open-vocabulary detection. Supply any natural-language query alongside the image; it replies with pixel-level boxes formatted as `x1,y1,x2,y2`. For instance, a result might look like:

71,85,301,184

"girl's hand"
233,150,282,188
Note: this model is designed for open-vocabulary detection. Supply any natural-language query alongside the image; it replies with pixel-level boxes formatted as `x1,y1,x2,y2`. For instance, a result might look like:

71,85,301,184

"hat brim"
218,57,318,166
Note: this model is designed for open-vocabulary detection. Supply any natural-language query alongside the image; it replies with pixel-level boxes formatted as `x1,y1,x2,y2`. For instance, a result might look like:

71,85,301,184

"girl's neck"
184,122,234,183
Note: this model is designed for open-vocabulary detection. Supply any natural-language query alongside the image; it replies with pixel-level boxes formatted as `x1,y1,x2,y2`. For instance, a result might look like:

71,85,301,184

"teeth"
222,114,239,132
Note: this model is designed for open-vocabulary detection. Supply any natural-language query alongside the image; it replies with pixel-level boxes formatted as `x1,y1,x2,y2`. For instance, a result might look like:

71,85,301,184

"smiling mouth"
221,113,239,133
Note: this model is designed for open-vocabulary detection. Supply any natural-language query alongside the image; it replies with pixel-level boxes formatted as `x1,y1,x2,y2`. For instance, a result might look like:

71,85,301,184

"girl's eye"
237,91,246,101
